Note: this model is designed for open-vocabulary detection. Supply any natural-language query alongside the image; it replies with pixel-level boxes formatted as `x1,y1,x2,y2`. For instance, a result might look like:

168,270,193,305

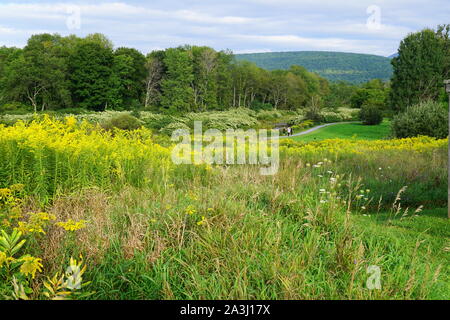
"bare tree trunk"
144,81,151,109
144,57,163,109
27,86,42,113
29,97,37,113
243,90,247,108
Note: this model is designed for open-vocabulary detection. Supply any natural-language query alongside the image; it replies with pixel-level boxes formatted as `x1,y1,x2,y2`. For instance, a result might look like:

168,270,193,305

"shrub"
305,110,323,122
287,115,306,126
130,109,141,119
160,122,190,136
256,110,283,121
392,100,448,138
250,101,273,111
359,104,383,125
291,120,315,132
141,113,176,130
54,108,89,115
321,112,344,123
305,108,324,122
0,102,32,115
101,114,143,131
183,108,258,131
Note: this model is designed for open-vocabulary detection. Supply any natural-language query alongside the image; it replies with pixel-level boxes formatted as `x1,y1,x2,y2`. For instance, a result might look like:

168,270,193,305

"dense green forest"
235,51,393,83
0,25,448,116
0,33,331,114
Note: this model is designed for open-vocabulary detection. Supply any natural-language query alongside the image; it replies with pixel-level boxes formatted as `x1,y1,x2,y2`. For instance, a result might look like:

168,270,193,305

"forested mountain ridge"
235,51,393,83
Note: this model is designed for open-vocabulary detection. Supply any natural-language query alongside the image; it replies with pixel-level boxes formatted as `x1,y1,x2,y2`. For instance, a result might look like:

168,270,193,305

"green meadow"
0,117,447,300
291,121,391,142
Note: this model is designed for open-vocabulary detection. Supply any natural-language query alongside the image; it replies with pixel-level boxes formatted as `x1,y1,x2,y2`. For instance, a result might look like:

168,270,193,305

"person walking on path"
287,127,292,136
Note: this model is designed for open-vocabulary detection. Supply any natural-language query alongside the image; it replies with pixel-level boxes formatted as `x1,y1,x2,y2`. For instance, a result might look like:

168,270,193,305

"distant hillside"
234,51,393,84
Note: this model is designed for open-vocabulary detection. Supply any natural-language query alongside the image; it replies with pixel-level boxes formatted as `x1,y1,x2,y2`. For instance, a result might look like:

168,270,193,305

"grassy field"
353,208,449,299
291,121,391,142
0,117,448,300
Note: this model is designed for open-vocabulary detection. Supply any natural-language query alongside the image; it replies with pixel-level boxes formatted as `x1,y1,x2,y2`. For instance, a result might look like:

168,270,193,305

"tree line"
0,25,448,115
0,33,330,114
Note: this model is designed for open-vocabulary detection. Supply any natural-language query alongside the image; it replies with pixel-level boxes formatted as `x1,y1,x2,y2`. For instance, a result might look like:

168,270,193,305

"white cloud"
0,1,447,56
234,48,273,54
0,26,18,35
231,34,396,55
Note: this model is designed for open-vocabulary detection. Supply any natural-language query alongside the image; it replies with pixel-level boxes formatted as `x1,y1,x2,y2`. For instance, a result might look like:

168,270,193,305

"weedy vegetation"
0,117,447,299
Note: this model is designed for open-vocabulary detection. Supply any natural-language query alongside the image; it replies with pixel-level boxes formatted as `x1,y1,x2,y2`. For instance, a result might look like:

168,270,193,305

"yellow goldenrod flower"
0,188,12,200
65,116,77,127
0,251,6,267
20,256,43,279
197,216,206,226
16,221,45,235
56,219,87,232
184,205,196,215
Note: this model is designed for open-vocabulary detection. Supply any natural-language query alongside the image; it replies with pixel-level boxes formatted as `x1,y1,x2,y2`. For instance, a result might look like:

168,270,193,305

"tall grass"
0,117,448,299
0,116,172,202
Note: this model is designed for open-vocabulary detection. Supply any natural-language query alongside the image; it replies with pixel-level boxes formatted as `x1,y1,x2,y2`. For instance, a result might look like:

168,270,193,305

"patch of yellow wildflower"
0,186,23,228
197,216,206,226
16,212,56,235
280,136,447,156
185,205,197,215
19,256,43,279
0,250,6,267
0,115,173,197
56,219,87,232
0,183,91,300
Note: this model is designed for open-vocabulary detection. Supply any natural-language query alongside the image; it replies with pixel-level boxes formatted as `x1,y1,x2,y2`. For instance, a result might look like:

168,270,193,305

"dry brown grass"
113,187,170,262
40,189,113,268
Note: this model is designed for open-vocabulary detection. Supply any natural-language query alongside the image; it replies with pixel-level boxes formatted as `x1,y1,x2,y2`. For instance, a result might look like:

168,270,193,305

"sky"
0,0,448,57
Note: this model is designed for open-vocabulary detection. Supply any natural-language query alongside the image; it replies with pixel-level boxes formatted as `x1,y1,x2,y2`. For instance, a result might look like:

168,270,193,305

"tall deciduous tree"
144,51,165,109
109,54,135,110
0,32,334,113
390,27,448,111
192,46,218,111
160,48,194,113
69,42,114,111
0,46,22,106
114,47,147,106
216,50,234,110
3,34,71,112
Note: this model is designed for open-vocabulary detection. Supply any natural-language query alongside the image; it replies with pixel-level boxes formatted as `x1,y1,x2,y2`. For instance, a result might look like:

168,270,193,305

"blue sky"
0,0,448,56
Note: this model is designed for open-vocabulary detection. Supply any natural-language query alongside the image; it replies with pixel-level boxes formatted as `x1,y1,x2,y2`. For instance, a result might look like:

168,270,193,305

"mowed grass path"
291,120,391,142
